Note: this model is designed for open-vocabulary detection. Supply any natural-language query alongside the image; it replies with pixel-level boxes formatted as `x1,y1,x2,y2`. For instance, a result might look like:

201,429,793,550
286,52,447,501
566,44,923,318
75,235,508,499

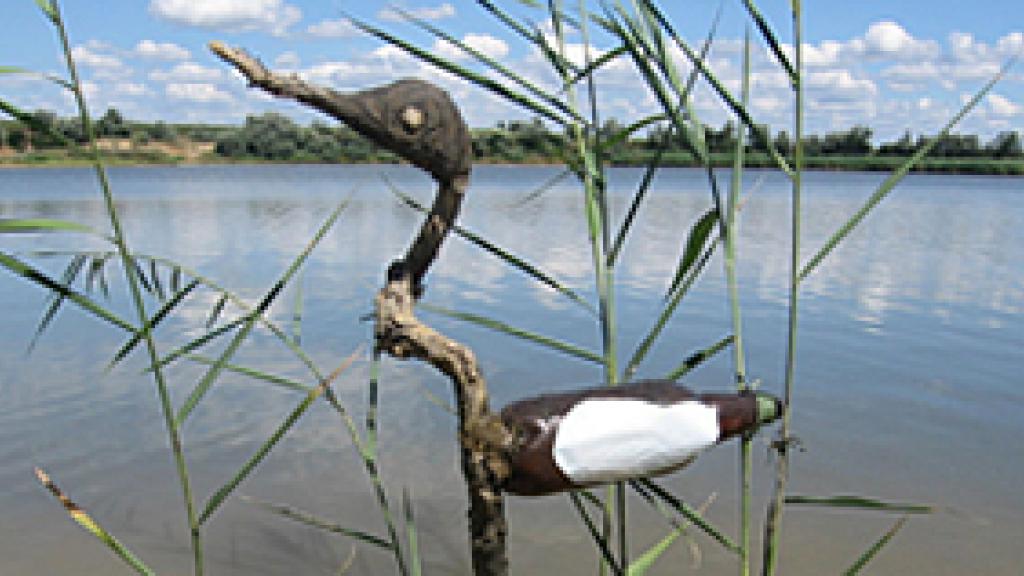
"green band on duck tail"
756,394,782,424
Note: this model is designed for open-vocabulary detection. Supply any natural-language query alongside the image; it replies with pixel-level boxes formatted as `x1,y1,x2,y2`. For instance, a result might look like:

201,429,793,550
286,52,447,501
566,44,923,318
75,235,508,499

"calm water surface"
1,164,1021,575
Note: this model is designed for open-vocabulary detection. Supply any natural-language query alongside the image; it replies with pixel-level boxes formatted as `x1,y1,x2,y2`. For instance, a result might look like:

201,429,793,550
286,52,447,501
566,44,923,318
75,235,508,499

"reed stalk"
762,3,803,574
46,1,203,573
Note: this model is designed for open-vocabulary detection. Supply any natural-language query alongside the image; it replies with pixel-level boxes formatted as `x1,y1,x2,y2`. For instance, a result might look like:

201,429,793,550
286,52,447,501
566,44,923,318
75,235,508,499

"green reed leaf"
844,516,909,576
109,279,200,369
0,251,134,334
34,0,58,23
186,355,311,394
35,468,156,576
0,65,72,89
206,293,228,329
632,479,739,553
608,132,667,266
627,526,685,576
200,381,326,524
785,495,933,514
420,303,604,364
799,58,1017,281
665,208,718,300
623,240,717,381
242,496,392,550
740,0,796,85
569,491,624,576
146,317,246,373
403,488,423,576
665,334,734,381
637,0,794,177
29,254,86,351
0,98,71,147
200,351,357,524
0,218,97,235
176,201,346,426
386,181,595,314
349,17,570,126
395,7,582,123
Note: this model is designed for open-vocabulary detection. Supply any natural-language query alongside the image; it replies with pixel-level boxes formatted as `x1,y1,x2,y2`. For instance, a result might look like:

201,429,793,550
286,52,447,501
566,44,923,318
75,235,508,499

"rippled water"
1,164,1021,574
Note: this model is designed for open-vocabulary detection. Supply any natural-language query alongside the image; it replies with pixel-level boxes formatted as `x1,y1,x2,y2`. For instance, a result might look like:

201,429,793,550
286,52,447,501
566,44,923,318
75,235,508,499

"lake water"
0,164,1021,575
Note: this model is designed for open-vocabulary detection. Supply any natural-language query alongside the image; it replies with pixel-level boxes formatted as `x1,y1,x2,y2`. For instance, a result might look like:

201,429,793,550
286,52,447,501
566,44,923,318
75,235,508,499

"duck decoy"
500,380,781,496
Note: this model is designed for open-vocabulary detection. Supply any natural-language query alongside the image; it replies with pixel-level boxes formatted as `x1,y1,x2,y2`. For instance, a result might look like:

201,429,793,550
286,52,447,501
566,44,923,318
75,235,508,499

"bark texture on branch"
210,42,513,575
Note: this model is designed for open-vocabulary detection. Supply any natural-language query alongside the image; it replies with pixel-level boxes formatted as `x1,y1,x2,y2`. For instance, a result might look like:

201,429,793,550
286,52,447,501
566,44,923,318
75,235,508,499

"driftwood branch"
210,42,513,575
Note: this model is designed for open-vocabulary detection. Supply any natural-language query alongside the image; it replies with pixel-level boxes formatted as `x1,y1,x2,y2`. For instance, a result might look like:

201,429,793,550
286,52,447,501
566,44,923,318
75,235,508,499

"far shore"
2,153,1022,176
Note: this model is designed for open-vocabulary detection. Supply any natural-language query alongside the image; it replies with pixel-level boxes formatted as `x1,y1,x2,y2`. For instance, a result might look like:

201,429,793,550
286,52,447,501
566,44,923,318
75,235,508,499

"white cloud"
988,93,1021,116
306,18,357,38
996,32,1024,56
134,40,190,61
166,82,234,103
807,70,878,101
434,33,509,61
378,3,455,22
113,82,152,97
274,51,301,68
71,45,124,70
150,62,223,83
149,0,301,36
855,21,940,59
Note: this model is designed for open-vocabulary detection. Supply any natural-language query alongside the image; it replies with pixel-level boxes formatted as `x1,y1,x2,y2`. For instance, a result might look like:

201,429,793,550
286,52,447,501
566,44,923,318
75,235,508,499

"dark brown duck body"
500,380,781,496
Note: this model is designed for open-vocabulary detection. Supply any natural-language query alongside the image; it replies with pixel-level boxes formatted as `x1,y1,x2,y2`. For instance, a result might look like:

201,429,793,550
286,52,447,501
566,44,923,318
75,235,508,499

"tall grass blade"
665,208,718,300
29,254,86,351
569,491,624,576
34,467,156,576
799,59,1017,281
637,0,794,177
623,241,717,381
395,8,582,123
176,201,346,425
0,218,97,235
146,317,246,373
0,65,72,89
290,272,303,345
784,495,933,514
348,17,570,126
386,181,594,314
242,496,392,549
186,355,311,394
420,303,604,364
402,488,423,576
626,526,685,576
206,293,228,329
200,351,358,524
632,479,739,553
843,516,909,576
34,0,58,22
108,279,199,368
475,0,577,74
740,0,796,84
0,97,71,147
665,334,733,380
0,251,134,333
46,2,203,572
511,167,572,206
148,259,165,301
85,255,109,298
566,45,627,90
608,134,666,266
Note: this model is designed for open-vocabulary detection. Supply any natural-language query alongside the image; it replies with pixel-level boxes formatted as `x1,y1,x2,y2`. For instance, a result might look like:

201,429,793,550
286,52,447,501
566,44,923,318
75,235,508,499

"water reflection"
1,165,1021,575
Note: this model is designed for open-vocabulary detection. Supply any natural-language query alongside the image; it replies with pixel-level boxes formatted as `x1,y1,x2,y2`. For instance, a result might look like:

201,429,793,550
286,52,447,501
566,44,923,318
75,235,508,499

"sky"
1,1,1021,141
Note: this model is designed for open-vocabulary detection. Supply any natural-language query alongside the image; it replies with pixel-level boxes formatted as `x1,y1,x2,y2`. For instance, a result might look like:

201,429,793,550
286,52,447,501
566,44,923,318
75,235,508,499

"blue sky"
1,1,1021,141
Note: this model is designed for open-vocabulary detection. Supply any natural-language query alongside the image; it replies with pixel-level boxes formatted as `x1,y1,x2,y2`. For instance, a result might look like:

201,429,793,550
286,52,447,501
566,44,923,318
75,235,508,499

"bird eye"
399,106,424,134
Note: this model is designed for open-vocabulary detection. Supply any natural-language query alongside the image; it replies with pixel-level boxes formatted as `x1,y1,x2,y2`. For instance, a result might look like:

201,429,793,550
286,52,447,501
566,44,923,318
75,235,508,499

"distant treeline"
2,107,1022,174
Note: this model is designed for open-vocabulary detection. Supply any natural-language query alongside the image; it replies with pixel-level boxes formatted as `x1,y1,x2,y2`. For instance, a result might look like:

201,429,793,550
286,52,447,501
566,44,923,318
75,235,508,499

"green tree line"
2,107,1022,167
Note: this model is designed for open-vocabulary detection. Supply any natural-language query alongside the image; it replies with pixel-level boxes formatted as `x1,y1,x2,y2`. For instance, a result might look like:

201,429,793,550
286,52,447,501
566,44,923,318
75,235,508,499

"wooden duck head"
500,380,781,496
